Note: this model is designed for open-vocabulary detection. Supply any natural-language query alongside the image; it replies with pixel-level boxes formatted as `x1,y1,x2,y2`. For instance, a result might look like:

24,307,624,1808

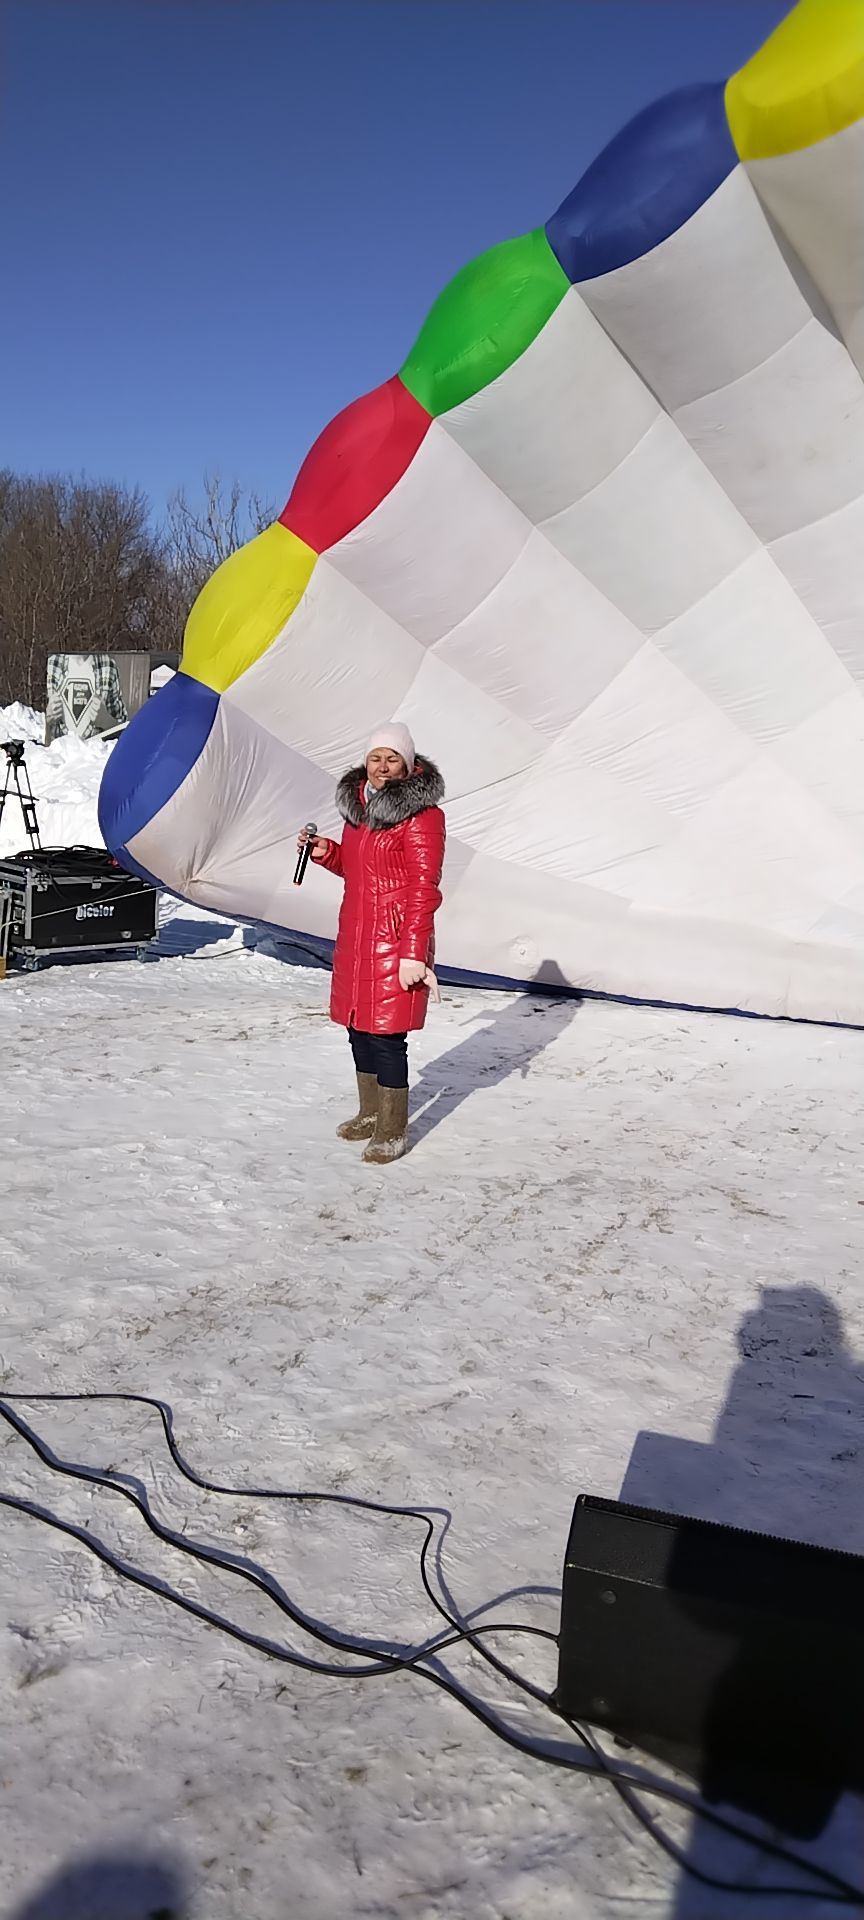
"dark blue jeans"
349,1027,409,1090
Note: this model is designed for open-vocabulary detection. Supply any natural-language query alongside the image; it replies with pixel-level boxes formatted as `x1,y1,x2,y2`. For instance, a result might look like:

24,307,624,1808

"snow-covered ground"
1,715,864,1918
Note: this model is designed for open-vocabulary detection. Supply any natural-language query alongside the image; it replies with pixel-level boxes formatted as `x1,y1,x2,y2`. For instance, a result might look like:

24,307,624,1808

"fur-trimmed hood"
336,757,444,831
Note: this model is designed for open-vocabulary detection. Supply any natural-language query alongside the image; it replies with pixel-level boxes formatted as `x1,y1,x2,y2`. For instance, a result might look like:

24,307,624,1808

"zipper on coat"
351,826,367,1018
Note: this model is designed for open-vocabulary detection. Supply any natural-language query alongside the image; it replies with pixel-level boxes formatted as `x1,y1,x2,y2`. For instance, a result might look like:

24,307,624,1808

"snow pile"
0,705,111,857
0,700,44,745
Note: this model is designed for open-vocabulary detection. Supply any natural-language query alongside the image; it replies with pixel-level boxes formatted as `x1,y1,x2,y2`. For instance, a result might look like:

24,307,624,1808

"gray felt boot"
362,1086,409,1165
337,1073,379,1141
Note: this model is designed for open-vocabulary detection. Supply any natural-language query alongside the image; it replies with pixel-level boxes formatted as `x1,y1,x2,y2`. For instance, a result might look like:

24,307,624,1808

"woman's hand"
297,829,330,862
399,958,441,1002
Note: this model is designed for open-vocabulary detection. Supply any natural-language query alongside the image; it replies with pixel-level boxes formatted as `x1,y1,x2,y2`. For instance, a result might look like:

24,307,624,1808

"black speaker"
556,1495,864,1835
0,847,158,961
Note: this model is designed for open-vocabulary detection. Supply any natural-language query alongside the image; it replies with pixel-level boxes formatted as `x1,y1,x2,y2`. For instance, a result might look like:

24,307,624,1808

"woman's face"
366,749,408,790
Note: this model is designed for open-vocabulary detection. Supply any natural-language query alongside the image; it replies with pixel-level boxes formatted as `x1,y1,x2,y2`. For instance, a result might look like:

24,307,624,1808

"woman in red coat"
298,723,445,1164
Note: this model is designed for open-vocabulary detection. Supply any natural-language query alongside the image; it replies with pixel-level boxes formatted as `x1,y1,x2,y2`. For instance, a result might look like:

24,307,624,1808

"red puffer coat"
317,758,445,1034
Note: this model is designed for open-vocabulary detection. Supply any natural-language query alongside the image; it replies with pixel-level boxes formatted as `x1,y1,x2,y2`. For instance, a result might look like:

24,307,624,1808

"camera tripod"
0,740,42,851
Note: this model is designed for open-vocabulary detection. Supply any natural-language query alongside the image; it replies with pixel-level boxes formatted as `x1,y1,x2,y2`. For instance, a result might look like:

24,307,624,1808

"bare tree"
0,472,169,709
0,469,275,711
162,472,275,610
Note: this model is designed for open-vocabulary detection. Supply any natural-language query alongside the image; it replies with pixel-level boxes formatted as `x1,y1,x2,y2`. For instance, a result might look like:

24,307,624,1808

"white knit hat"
365,722,416,770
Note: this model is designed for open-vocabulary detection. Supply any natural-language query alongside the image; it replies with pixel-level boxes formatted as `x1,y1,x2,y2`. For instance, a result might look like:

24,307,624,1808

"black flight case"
0,845,159,969
0,736,158,971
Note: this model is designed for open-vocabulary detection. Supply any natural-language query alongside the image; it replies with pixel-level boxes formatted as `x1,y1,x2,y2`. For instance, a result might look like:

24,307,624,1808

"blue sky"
4,0,789,525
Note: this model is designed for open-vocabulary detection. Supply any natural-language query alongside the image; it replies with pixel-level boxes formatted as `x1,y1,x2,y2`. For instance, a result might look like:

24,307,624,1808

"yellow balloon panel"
182,523,317,694
726,0,864,160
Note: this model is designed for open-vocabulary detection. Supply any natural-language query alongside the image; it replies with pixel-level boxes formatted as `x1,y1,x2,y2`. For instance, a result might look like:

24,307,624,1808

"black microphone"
293,823,318,888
